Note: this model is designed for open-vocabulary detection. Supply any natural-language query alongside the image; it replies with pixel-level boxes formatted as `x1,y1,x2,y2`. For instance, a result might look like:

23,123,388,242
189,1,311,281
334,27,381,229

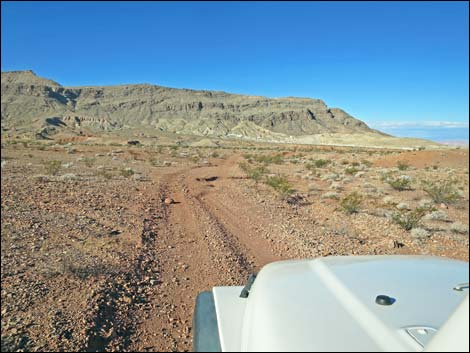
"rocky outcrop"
1,70,382,139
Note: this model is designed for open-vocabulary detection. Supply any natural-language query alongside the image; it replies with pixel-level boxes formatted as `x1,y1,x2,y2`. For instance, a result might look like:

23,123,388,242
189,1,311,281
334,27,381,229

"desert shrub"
340,191,363,214
391,207,428,230
43,160,61,175
341,160,349,165
345,166,359,175
59,173,78,181
410,228,430,241
423,210,449,222
321,191,340,200
210,151,219,158
397,161,410,171
265,175,294,198
253,154,283,164
239,162,269,183
305,163,317,171
361,159,373,167
422,179,460,204
149,158,162,167
312,159,331,168
96,169,113,180
120,167,134,178
387,175,412,191
450,222,468,234
82,157,96,167
351,161,360,167
396,202,410,210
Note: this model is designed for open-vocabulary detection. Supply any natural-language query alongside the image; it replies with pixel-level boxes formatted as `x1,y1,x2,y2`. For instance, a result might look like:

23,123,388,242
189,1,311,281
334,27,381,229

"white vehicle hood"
215,255,469,352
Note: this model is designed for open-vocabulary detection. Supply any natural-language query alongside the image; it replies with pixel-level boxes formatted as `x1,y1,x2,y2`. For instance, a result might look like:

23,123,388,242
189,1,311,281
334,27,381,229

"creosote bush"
345,166,360,175
340,191,363,214
312,159,331,168
387,176,412,191
391,207,428,231
265,175,294,198
422,179,460,204
239,162,269,183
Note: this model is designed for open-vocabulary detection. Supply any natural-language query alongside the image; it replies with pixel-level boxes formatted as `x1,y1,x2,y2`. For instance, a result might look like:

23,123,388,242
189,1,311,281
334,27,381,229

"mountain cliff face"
1,70,380,139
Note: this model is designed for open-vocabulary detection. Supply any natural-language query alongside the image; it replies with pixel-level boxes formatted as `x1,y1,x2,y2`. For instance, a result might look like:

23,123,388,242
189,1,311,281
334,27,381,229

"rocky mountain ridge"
1,70,382,141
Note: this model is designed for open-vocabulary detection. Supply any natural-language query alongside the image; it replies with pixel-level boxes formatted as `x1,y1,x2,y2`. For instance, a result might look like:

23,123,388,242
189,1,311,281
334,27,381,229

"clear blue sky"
2,1,469,141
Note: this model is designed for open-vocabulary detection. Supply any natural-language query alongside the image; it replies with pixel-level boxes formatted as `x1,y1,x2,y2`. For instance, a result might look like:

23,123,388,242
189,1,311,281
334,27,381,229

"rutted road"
128,155,282,351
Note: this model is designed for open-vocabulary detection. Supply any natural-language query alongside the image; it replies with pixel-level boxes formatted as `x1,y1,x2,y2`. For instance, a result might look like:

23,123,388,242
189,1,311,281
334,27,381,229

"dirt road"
2,145,468,352
126,155,285,351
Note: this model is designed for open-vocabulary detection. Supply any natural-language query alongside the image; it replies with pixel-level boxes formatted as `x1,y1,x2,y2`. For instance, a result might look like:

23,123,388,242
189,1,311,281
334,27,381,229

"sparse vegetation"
345,166,360,175
239,162,269,183
120,167,135,178
82,157,96,167
43,160,61,175
96,169,113,180
321,191,340,200
265,175,294,198
387,175,412,191
410,228,430,241
311,158,331,168
450,222,468,234
397,161,410,171
391,207,428,230
422,179,460,204
252,154,284,165
340,191,363,214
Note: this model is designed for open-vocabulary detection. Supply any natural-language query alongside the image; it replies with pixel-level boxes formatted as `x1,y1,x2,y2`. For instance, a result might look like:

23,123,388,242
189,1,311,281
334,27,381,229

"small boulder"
164,197,175,205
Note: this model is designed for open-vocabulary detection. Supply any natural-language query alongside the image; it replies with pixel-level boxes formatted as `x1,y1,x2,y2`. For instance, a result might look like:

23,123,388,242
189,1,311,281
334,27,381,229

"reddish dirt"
374,149,469,169
1,142,468,352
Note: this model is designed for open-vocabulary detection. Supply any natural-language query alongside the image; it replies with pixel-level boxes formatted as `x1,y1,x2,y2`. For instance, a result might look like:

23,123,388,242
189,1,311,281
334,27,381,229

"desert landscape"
1,130,469,351
3,1,469,350
1,71,469,351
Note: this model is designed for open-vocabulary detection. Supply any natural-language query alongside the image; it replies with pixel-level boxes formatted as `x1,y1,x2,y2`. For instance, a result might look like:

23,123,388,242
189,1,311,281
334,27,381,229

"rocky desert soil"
1,138,469,352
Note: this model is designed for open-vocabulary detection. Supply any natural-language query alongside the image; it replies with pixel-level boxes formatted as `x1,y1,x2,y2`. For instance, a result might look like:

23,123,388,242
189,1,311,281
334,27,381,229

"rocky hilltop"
1,70,383,141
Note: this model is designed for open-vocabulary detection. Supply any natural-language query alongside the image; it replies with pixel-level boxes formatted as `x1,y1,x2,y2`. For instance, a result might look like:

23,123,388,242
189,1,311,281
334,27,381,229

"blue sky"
1,1,468,142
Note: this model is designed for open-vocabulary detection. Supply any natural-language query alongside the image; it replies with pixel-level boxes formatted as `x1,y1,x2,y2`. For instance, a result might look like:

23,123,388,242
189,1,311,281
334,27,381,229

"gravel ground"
1,141,468,352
